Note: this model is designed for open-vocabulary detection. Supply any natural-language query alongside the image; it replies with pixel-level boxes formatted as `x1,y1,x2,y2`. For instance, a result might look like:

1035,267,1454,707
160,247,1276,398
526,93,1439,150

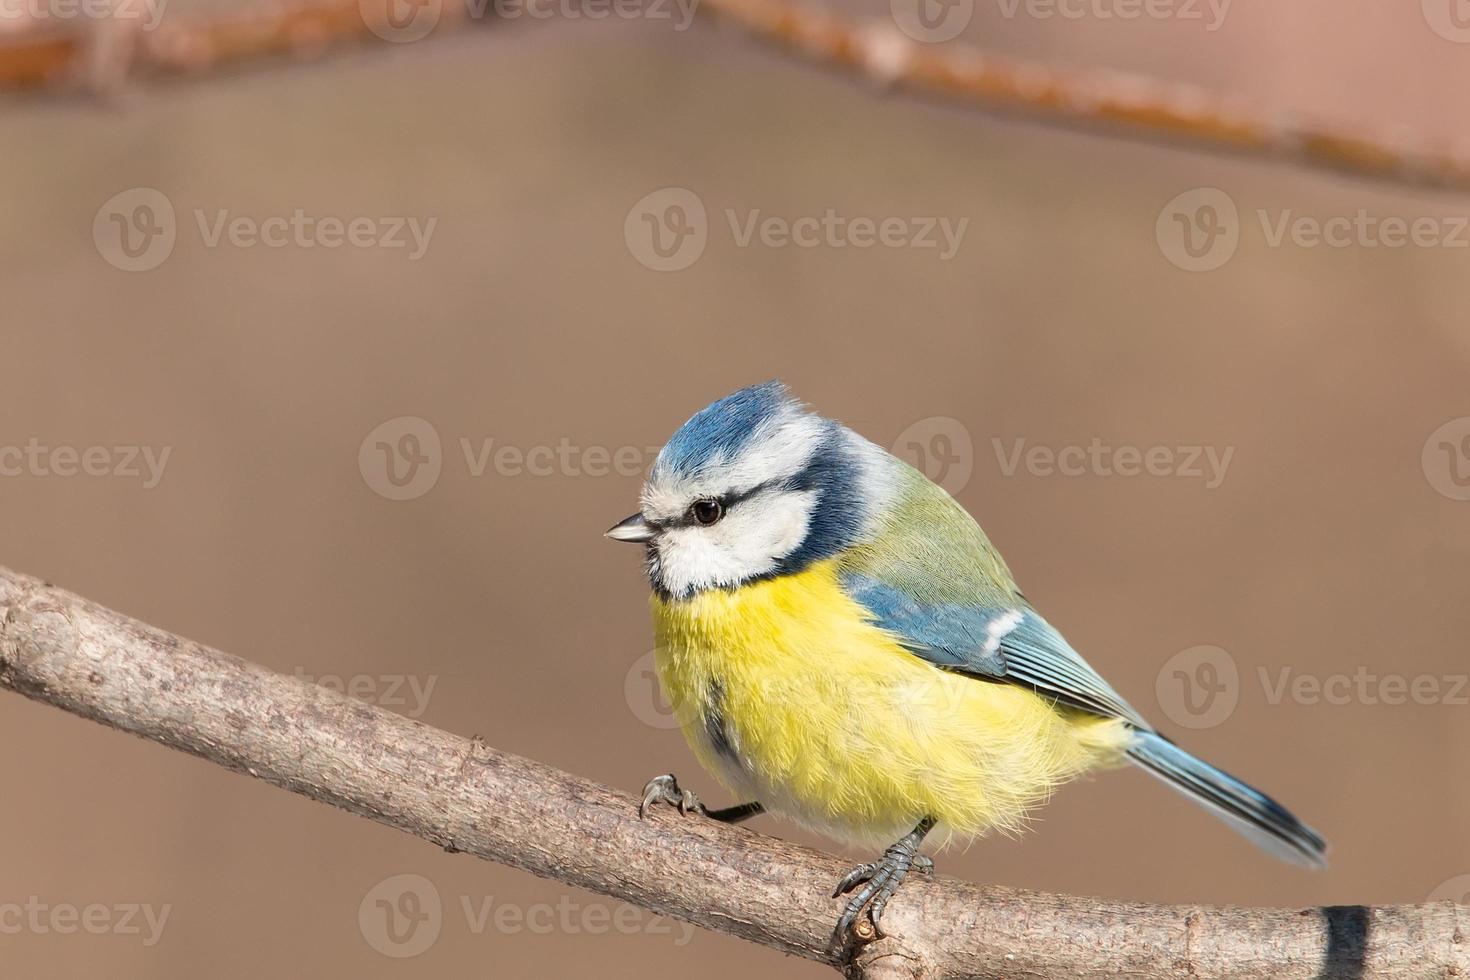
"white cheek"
654,490,817,596
731,491,813,560
654,529,744,598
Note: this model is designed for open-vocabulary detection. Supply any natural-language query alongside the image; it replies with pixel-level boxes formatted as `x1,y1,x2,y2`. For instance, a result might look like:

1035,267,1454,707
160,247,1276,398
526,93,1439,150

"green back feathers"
839,460,1020,609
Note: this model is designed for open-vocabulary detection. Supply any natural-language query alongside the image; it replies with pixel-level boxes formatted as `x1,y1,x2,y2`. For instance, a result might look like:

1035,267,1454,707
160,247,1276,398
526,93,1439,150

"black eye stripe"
662,479,784,530
720,478,782,509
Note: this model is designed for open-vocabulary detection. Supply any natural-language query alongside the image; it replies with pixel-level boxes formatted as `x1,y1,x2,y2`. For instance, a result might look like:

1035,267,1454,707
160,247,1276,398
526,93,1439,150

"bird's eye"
690,498,724,526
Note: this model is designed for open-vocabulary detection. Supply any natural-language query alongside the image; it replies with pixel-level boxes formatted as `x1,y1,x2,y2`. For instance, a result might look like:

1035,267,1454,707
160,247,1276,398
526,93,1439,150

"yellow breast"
651,560,1131,849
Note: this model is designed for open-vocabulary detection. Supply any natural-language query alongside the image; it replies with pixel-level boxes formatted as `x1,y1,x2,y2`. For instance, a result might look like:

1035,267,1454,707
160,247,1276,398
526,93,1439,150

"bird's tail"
1126,730,1328,869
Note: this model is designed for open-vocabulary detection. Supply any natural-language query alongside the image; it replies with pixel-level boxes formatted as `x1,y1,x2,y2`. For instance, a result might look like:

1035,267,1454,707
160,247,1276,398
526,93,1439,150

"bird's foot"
639,773,706,818
832,819,935,942
639,775,765,824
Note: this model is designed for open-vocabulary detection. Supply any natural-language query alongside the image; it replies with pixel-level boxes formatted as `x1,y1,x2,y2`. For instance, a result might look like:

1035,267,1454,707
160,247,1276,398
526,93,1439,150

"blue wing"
840,573,1150,729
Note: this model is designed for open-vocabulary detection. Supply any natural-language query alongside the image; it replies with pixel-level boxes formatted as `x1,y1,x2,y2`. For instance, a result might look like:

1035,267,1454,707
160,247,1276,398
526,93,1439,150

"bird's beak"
605,513,656,543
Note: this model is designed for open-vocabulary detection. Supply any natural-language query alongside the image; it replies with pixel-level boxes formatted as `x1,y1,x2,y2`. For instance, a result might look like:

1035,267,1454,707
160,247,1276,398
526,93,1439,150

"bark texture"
0,565,1464,978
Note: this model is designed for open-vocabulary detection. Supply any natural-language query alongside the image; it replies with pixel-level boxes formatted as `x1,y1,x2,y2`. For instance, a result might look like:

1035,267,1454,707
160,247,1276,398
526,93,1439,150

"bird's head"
607,381,887,600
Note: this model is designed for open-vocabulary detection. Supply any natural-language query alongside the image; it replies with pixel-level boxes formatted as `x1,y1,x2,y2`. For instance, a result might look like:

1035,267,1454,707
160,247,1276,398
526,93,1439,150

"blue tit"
606,381,1326,939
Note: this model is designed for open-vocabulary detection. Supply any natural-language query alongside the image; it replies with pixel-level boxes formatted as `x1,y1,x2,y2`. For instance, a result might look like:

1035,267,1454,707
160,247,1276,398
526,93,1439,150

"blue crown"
656,380,794,478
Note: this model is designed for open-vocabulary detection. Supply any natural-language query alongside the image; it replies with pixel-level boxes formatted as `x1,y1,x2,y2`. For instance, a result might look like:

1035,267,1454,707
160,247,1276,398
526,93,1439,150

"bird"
606,381,1327,941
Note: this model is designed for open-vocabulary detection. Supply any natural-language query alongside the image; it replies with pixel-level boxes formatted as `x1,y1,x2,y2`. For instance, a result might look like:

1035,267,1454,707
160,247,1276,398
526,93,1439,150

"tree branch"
0,563,1463,979
698,0,1470,192
3,0,1469,192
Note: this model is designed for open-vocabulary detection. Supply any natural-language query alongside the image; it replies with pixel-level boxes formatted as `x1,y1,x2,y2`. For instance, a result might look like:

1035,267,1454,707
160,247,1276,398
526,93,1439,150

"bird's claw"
832,844,927,941
832,861,880,899
639,773,707,819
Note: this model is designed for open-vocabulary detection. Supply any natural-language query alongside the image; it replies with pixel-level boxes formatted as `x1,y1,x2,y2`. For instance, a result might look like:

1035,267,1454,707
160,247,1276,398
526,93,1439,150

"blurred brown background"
4,2,1470,977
